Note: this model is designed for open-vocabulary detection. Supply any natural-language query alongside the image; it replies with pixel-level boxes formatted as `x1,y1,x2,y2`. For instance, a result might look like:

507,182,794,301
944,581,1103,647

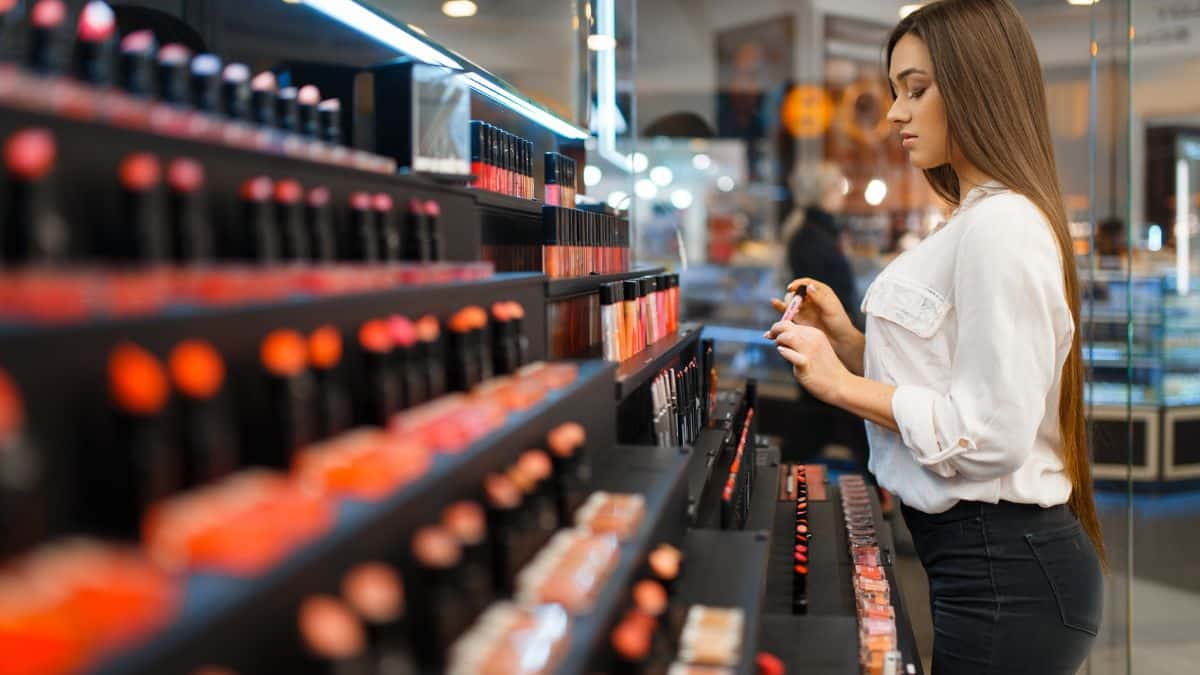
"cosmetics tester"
0,2,921,674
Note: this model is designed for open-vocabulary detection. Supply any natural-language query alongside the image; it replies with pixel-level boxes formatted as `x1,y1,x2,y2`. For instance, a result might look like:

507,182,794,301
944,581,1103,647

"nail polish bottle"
403,199,430,262
341,563,415,674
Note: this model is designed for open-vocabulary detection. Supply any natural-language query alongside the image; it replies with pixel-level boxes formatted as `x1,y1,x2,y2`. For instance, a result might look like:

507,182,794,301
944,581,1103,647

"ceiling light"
583,165,603,187
442,0,477,18
692,153,712,170
865,178,888,206
670,189,694,209
628,152,649,173
587,34,617,51
302,0,461,68
635,179,658,200
716,176,735,192
607,191,629,209
650,165,673,187
899,3,922,18
1067,0,1099,5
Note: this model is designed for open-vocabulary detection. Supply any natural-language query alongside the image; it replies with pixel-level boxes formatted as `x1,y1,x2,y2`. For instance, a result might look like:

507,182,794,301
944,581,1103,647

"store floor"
891,489,1200,675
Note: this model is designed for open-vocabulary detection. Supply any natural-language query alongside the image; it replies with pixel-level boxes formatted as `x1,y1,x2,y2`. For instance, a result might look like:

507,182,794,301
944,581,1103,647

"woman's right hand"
768,278,865,375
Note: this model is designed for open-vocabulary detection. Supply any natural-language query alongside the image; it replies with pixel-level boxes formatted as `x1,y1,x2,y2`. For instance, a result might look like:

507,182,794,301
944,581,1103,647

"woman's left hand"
769,321,853,406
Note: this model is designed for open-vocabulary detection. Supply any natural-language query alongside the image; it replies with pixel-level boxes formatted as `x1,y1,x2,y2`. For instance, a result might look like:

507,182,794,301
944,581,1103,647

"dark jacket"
786,207,859,326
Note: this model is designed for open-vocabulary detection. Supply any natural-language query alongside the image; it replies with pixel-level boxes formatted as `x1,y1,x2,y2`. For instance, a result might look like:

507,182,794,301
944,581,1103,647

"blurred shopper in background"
781,161,860,328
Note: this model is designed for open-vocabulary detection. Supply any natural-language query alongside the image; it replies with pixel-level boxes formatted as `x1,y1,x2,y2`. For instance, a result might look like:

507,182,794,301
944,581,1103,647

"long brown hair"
887,0,1105,563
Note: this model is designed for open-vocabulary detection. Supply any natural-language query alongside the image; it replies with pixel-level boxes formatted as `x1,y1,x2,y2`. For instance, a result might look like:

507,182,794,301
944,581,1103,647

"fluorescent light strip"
302,0,461,68
464,73,589,139
1177,158,1190,296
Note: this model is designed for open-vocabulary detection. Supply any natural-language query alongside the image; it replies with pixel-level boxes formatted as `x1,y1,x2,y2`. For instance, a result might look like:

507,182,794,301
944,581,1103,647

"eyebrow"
890,67,929,87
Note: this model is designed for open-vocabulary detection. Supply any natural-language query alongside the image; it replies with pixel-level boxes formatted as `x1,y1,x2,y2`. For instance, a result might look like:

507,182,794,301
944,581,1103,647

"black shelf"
614,324,702,400
557,444,692,675
473,188,545,216
685,428,730,524
545,267,666,301
747,445,781,533
676,529,771,675
90,360,619,675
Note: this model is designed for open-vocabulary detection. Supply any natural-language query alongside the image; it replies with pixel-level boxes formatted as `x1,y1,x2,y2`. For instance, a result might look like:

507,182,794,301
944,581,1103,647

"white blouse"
861,181,1075,514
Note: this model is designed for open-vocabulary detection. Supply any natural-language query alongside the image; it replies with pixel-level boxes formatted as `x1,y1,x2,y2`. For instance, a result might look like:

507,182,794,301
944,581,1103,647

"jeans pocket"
1026,521,1103,636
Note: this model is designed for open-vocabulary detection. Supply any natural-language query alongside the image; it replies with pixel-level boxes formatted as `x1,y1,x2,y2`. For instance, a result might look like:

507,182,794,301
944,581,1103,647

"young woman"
765,1,1104,673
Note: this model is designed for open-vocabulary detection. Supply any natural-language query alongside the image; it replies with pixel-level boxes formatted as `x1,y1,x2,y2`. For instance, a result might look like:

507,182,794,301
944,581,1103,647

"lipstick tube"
358,319,402,425
156,44,192,107
249,71,277,128
318,99,341,145
508,302,530,367
525,141,534,199
442,501,493,620
166,157,210,263
307,325,353,437
167,340,237,486
403,199,430,262
470,120,484,189
424,200,442,261
489,303,519,376
544,153,560,207
305,186,336,262
2,127,68,264
189,53,222,114
274,179,308,261
345,191,378,262
407,525,468,672
275,86,299,134
640,278,655,347
601,282,620,362
27,0,67,75
239,176,279,262
116,152,168,262
259,329,317,467
483,473,524,594
545,422,587,522
622,280,641,355
415,314,447,400
220,62,251,121
118,30,156,99
0,371,44,556
447,306,483,392
341,563,415,674
386,314,424,409
297,595,374,675
72,1,115,86
101,342,179,538
373,193,400,261
297,85,321,139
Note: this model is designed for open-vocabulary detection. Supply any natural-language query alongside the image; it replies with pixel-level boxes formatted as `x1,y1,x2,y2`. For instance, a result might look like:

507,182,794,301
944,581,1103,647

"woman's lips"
901,134,917,148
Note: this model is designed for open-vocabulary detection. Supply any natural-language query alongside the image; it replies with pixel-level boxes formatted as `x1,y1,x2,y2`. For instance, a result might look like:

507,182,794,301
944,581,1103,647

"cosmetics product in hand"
0,371,44,557
442,500,493,618
72,1,115,85
308,325,353,437
305,186,336,261
156,44,192,107
275,86,299,134
118,30,156,98
2,127,67,264
239,176,278,262
166,157,210,262
117,152,168,262
168,340,237,486
297,595,372,675
189,53,222,114
220,62,251,121
407,525,468,672
415,314,446,399
342,562,415,674
27,0,67,74
297,85,321,139
259,329,316,467
101,342,179,537
273,179,308,260
249,71,277,128
345,192,378,262
358,319,402,425
318,99,342,145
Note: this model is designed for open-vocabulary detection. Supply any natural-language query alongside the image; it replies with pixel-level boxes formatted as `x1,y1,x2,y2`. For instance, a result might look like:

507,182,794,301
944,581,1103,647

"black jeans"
901,501,1103,675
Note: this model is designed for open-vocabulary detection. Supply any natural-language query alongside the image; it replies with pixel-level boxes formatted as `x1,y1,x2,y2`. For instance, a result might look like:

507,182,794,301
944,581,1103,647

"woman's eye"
908,88,926,100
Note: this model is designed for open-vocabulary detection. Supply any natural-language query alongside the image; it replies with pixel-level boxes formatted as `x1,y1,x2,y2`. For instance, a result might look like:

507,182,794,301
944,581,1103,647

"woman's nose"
886,97,908,125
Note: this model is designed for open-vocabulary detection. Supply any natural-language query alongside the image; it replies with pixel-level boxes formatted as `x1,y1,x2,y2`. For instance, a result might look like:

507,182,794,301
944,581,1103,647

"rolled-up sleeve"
890,203,1072,481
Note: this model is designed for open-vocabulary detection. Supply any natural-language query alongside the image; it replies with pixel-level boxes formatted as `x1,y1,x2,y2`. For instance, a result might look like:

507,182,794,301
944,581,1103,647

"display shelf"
545,267,666,301
556,445,692,675
746,444,782,533
675,529,772,675
90,360,618,675
685,428,730,524
473,188,545,216
614,324,702,400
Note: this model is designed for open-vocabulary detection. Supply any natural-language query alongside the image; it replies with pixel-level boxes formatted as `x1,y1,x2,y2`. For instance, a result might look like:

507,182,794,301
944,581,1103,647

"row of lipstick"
647,357,703,448
0,413,597,675
468,120,535,200
792,465,810,614
0,0,394,173
482,205,631,279
837,475,906,675
1,126,445,266
599,273,682,363
719,407,755,533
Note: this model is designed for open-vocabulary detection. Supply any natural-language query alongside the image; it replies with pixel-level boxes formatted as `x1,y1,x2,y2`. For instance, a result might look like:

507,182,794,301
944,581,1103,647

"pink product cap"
30,0,66,29
298,85,321,105
407,198,425,215
76,1,115,43
158,43,192,65
372,193,393,212
250,71,276,92
423,200,441,217
349,192,371,211
222,62,250,83
120,29,155,54
306,186,331,208
386,315,416,348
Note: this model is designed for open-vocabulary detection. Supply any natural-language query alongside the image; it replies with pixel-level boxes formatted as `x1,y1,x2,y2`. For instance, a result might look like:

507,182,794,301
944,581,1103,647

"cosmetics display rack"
0,105,485,264
674,529,771,675
615,323,702,401
556,444,692,675
545,267,666,302
684,428,729,525
759,473,923,675
90,360,620,675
